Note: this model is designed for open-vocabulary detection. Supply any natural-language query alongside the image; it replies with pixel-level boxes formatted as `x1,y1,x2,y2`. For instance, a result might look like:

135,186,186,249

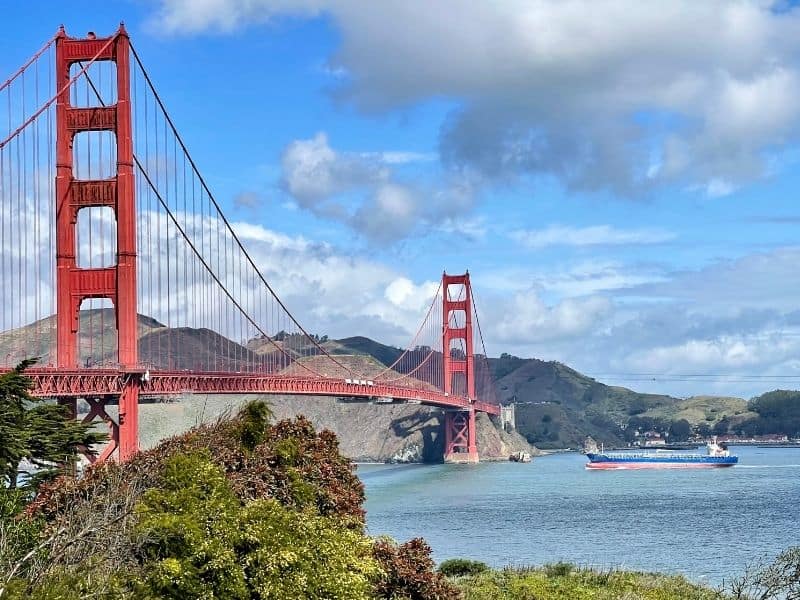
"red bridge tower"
442,272,479,463
55,26,140,461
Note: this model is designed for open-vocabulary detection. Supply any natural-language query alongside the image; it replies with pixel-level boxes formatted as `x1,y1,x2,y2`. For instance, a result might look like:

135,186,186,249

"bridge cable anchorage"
127,43,356,377
0,34,117,150
78,56,325,377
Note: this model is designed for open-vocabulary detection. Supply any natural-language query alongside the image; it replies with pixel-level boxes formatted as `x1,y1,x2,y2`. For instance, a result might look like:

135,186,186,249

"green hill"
326,340,756,450
642,395,752,425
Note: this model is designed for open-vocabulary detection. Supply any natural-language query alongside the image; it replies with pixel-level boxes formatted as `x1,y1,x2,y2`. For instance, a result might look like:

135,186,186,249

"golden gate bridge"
0,25,500,463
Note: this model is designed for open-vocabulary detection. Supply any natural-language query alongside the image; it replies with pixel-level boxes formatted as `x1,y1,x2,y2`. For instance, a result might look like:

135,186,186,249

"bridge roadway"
11,368,501,416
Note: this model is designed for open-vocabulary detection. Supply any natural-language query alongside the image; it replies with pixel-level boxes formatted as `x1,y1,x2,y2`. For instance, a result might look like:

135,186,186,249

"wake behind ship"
586,438,738,470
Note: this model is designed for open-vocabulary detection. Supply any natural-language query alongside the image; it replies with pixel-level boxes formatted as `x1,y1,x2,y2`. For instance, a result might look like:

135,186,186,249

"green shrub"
130,451,378,600
543,561,573,578
439,558,490,577
456,565,723,600
5,402,451,600
373,537,461,600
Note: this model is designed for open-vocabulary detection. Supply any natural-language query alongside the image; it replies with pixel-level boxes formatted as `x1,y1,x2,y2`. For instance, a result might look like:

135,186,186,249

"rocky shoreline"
136,393,536,463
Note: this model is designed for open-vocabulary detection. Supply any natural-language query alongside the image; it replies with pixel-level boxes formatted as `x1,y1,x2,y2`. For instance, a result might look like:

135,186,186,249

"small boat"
585,438,738,470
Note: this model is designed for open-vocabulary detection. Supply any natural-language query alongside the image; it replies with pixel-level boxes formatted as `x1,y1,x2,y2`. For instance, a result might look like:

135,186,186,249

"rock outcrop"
137,394,535,463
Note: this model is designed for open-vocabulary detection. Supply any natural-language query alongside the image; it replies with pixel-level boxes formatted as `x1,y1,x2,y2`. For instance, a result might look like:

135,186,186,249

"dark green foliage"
669,418,693,441
372,537,461,600
543,562,574,578
438,558,490,577
735,390,800,438
236,399,273,451
626,397,649,416
697,422,713,437
493,353,526,380
714,417,732,435
0,359,104,489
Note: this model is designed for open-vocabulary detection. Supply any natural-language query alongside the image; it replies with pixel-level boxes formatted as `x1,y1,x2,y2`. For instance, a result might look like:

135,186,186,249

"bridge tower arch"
442,271,479,463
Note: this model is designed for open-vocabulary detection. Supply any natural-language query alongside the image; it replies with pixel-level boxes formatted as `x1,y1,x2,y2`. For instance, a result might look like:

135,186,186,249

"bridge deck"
11,368,501,416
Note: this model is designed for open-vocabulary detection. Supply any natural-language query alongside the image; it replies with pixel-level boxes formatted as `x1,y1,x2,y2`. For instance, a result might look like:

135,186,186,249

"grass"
454,564,724,600
642,396,751,426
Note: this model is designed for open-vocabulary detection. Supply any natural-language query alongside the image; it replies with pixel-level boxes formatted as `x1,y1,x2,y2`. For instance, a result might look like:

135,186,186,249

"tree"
713,417,731,436
5,404,454,599
668,419,692,442
696,423,712,438
727,547,800,599
0,360,104,489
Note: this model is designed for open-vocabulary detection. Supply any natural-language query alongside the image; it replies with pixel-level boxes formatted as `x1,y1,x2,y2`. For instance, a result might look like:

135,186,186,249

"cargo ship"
585,438,737,470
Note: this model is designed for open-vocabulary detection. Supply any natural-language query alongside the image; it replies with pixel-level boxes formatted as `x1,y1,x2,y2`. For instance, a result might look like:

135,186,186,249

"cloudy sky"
3,1,800,398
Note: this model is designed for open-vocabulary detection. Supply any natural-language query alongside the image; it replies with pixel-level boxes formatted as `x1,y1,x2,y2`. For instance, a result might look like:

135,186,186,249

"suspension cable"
0,34,56,94
128,42,355,376
374,279,442,379
77,63,319,376
0,35,117,150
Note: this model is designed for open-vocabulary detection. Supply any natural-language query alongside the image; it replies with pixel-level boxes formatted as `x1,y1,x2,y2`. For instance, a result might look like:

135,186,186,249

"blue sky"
3,1,800,398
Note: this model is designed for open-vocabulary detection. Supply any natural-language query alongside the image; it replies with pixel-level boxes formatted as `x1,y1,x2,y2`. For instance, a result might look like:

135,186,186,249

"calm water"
360,447,800,585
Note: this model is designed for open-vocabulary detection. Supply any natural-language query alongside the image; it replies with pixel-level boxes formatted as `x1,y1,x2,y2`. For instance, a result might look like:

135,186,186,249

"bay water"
360,447,800,585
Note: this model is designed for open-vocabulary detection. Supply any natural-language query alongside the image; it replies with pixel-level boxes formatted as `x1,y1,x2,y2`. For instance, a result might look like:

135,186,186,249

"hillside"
641,395,752,424
329,340,752,449
487,355,752,448
1,312,761,452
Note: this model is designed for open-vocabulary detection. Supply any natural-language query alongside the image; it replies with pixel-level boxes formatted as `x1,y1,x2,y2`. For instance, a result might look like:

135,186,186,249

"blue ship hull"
586,452,738,470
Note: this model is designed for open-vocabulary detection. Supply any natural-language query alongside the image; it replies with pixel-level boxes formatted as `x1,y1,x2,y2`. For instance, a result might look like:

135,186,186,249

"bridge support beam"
443,409,479,463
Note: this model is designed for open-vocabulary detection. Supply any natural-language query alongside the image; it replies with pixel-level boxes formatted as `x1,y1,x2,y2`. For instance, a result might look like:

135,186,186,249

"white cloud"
704,179,736,198
280,132,387,216
150,0,326,33
152,0,800,195
384,277,439,313
511,225,675,249
351,183,418,241
376,151,436,165
280,132,477,242
541,260,668,298
468,246,800,397
489,288,612,345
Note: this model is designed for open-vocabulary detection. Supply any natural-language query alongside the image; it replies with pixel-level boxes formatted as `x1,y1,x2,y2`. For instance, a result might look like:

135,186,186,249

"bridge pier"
118,377,140,460
55,374,140,463
443,408,479,463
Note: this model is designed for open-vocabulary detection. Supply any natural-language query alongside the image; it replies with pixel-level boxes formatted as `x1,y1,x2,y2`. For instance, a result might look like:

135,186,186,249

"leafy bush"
130,451,378,600
439,558,490,577
2,402,451,600
372,537,461,600
543,561,573,578
0,489,43,585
